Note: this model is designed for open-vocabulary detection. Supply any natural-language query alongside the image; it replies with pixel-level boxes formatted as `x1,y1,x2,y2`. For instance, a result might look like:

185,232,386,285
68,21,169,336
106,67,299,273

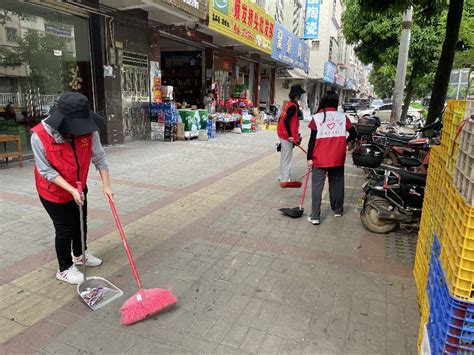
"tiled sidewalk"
0,131,419,354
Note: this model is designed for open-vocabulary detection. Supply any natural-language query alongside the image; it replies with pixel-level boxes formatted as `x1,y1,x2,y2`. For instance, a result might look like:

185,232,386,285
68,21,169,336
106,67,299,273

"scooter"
359,166,426,234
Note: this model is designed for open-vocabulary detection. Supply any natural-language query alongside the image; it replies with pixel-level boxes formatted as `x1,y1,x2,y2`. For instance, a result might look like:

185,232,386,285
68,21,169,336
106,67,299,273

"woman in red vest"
31,92,113,285
306,91,357,225
277,85,305,182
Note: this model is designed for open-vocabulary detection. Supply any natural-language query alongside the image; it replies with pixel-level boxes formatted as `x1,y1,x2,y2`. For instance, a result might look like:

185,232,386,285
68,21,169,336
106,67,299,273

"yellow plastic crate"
439,185,474,301
440,101,468,177
417,292,430,351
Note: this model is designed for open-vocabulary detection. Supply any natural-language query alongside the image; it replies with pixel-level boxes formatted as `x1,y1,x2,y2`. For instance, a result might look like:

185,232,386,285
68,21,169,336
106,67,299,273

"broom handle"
295,144,307,155
299,167,311,210
108,196,143,289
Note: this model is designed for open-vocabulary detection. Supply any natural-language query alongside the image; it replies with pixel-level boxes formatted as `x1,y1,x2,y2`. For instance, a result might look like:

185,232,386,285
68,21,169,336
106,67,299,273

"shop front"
206,0,276,133
0,0,93,156
271,22,311,115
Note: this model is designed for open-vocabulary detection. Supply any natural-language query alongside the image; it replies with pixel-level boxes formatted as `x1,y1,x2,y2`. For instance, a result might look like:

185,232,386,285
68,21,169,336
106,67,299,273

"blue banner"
271,23,310,73
304,0,321,39
323,61,336,83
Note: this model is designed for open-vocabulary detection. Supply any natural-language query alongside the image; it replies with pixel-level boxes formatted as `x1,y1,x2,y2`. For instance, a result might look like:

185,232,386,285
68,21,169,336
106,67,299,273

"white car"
373,104,422,123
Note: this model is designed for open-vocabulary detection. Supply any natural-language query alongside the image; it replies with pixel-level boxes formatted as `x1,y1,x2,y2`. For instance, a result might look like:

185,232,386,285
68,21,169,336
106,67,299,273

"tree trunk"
426,0,465,124
401,63,418,122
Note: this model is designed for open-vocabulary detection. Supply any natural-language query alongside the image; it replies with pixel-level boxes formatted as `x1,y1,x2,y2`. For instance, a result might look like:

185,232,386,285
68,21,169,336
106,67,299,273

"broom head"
280,181,302,188
120,288,177,325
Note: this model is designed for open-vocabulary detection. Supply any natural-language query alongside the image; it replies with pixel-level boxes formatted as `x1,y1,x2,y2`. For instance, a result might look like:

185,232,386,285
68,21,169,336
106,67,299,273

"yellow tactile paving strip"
0,154,279,344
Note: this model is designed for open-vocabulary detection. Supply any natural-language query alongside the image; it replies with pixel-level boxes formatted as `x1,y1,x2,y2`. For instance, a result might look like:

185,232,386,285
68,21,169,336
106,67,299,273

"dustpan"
280,167,311,219
76,182,123,311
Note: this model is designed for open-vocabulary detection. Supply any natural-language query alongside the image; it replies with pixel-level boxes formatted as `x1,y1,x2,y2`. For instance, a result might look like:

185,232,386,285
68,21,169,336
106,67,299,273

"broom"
280,144,309,188
107,196,177,325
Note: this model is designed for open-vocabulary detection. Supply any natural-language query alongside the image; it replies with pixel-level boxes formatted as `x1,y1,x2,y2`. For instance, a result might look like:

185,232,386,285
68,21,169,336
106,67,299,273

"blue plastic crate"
426,235,474,353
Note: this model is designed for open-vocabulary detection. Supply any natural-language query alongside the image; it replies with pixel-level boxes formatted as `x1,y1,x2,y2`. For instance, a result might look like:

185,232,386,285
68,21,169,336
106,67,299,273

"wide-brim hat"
45,92,104,136
289,85,306,98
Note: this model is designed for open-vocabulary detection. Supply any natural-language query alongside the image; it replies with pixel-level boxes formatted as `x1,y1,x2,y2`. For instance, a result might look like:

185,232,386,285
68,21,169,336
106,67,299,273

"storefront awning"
277,68,311,80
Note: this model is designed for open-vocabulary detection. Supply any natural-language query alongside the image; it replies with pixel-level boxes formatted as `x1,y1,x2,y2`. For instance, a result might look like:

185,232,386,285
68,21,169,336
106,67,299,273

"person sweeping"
277,84,305,184
306,91,357,225
31,92,113,285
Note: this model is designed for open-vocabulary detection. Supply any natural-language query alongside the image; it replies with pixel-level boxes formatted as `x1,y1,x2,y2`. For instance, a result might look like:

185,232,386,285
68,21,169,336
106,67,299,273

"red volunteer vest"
32,124,93,203
308,108,353,168
277,101,300,143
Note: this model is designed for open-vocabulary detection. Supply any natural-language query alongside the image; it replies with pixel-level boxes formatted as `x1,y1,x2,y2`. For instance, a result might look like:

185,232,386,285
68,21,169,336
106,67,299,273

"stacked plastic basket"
414,100,474,352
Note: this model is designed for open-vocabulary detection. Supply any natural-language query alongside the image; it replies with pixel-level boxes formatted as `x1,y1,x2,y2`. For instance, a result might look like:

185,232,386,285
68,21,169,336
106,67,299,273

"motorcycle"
358,166,426,234
355,117,442,173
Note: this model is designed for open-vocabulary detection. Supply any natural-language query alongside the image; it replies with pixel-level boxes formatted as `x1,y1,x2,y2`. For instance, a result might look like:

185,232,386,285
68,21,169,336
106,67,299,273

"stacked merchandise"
178,109,199,139
150,103,178,142
414,100,474,352
241,110,252,133
207,117,216,139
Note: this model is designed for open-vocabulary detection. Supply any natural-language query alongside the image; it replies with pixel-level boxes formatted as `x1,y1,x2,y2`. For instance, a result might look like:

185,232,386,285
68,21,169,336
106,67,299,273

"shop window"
5,27,17,42
0,1,93,153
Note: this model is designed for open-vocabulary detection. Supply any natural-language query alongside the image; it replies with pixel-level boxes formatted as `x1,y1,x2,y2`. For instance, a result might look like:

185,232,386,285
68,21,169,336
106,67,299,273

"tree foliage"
454,0,474,68
342,0,444,103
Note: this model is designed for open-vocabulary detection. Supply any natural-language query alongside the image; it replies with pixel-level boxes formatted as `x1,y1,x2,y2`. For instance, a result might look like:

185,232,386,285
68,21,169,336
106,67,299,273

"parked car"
373,104,422,122
343,98,369,113
371,99,384,109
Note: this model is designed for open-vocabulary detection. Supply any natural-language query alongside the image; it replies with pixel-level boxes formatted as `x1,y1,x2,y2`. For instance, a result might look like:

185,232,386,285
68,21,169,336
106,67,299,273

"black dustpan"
279,207,304,218
280,167,311,219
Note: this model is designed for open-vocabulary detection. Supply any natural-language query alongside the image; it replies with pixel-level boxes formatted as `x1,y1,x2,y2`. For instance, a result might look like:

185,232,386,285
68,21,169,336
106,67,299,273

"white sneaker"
73,250,103,267
56,265,84,285
334,214,343,218
308,217,320,225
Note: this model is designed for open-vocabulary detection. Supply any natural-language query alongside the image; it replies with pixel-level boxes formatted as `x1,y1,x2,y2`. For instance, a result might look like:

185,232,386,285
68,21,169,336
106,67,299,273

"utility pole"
391,6,413,125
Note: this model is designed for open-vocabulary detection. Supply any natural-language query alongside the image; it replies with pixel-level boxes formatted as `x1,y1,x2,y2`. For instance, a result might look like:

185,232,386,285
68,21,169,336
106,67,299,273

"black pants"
40,194,88,272
310,166,345,220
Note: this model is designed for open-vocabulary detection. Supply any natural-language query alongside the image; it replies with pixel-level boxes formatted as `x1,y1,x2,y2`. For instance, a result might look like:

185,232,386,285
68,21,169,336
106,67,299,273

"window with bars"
6,27,17,42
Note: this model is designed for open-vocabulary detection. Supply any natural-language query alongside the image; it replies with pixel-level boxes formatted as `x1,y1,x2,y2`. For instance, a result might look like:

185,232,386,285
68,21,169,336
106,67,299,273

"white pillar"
391,6,413,124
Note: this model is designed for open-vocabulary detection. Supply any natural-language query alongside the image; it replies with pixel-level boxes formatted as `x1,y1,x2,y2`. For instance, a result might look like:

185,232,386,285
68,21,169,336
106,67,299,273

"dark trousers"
40,195,87,272
310,166,345,220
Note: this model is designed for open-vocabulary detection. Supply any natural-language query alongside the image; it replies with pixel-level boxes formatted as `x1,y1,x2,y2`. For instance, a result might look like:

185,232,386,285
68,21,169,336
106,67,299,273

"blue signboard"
346,79,354,90
323,61,336,83
304,0,321,39
271,23,310,73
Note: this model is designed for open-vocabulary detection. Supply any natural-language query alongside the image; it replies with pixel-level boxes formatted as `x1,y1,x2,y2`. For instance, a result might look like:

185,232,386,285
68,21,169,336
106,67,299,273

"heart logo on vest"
327,122,336,130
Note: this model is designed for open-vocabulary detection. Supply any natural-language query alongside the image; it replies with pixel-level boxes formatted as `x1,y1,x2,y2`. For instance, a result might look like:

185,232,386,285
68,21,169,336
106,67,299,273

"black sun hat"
45,92,104,135
288,85,306,98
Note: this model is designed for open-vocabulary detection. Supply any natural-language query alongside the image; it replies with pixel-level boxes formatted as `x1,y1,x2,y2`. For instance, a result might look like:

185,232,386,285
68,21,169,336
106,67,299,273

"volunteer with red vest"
306,91,357,225
277,85,305,182
31,92,113,285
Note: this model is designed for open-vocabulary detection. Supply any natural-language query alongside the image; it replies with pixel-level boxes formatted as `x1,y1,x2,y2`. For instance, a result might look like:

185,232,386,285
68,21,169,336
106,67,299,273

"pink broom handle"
108,196,143,289
299,167,311,210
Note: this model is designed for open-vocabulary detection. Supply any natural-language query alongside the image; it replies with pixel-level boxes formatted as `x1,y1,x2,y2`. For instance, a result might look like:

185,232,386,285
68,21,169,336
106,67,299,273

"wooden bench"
0,135,23,167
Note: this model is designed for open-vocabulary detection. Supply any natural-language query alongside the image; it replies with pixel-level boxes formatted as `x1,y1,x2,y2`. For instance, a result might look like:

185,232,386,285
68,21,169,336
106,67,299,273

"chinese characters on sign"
304,0,321,39
323,61,336,83
209,0,274,54
271,23,310,73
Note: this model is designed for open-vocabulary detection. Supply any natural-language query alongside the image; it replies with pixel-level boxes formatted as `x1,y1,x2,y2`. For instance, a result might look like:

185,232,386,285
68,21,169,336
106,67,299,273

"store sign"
271,23,310,73
346,79,354,90
323,61,336,83
335,73,346,87
44,23,72,37
209,0,274,54
163,0,207,19
304,0,321,39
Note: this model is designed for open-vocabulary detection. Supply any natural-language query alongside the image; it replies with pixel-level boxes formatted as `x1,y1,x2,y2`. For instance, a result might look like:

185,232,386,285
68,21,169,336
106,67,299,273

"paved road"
0,130,419,354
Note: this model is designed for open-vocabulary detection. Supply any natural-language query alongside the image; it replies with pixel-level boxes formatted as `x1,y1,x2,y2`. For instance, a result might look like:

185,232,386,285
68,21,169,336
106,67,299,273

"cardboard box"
177,123,185,141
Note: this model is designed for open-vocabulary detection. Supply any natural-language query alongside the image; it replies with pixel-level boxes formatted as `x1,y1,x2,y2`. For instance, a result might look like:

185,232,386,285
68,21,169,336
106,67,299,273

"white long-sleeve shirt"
31,121,109,181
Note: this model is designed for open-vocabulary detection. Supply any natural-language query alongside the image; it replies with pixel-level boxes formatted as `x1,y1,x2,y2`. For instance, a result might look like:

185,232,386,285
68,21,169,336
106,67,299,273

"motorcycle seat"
397,169,427,186
398,156,422,168
383,133,414,143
